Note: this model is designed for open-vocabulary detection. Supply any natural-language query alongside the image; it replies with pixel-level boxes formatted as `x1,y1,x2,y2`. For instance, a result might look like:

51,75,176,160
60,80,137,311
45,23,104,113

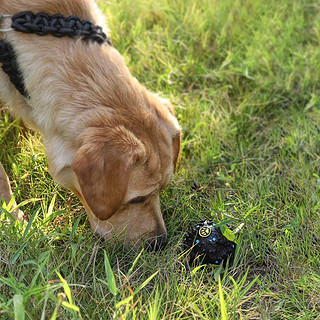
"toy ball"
183,219,236,265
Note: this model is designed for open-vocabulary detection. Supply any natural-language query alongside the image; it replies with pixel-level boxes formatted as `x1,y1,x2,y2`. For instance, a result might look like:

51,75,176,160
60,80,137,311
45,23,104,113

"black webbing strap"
11,11,111,45
0,11,111,97
0,40,27,97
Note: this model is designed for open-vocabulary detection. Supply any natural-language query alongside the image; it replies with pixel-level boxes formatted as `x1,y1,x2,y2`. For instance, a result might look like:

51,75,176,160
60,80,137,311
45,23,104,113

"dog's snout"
145,233,168,251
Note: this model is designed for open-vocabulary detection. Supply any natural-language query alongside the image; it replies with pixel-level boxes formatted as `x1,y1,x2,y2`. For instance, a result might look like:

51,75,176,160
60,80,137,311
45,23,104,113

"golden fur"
0,0,181,245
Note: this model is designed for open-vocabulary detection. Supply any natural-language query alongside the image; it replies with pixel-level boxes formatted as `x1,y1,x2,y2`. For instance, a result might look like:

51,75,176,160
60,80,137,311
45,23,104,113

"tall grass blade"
47,194,56,218
11,242,27,264
103,250,118,296
13,294,25,320
218,276,228,320
127,248,144,278
22,207,39,240
134,270,159,294
56,272,73,304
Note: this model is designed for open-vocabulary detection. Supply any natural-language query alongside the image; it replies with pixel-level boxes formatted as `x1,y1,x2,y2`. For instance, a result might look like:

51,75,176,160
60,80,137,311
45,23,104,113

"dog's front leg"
0,161,23,220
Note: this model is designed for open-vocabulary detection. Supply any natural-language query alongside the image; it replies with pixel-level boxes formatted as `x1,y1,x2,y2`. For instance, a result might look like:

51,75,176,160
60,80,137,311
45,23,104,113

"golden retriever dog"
0,0,181,248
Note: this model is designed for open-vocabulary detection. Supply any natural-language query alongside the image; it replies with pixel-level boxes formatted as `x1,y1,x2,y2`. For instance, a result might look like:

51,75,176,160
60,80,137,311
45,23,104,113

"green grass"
1,0,320,318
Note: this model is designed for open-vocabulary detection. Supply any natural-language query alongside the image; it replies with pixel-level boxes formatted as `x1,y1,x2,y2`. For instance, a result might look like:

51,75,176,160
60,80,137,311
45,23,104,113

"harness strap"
0,40,27,97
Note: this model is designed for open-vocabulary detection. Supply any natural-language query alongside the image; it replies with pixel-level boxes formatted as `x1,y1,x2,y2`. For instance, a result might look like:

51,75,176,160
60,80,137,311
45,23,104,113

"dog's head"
67,94,181,247
32,31,181,247
1,0,178,247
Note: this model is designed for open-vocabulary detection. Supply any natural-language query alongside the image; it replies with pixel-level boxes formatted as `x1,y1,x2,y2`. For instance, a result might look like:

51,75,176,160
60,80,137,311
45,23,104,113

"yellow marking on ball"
199,226,212,238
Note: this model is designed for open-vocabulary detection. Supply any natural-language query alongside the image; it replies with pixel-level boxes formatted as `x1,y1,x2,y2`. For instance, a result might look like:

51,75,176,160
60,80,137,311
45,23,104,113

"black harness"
0,11,112,97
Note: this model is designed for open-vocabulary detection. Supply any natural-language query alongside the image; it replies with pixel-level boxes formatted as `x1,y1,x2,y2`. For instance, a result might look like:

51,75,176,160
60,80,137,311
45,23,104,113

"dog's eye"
128,196,147,204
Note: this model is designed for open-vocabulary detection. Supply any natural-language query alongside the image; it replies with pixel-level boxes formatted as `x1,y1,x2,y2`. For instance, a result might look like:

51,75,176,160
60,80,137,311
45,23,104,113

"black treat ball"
183,220,236,265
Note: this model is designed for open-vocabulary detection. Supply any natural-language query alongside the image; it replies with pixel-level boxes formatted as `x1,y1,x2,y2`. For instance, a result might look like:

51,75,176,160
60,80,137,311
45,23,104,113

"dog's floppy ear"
157,97,181,171
72,126,145,220
172,131,181,172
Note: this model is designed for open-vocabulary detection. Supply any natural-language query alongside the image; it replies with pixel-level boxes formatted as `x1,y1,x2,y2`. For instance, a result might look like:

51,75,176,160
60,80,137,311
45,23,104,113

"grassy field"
1,0,320,318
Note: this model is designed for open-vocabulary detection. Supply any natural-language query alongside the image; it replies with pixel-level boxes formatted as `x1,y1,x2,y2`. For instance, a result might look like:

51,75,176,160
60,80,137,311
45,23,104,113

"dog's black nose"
145,234,168,251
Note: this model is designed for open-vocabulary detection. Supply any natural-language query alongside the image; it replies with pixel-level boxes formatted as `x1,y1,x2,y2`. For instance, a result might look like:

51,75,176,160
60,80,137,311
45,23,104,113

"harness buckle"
0,14,13,32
